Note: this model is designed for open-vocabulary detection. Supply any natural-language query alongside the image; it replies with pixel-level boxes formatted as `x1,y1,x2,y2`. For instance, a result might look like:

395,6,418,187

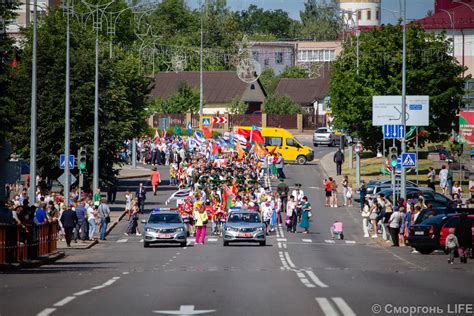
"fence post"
297,114,303,133
224,113,230,131
147,113,155,128
186,112,192,125
262,113,267,128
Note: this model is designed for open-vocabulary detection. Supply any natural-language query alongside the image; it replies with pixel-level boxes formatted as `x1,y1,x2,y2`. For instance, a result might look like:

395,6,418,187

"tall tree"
329,24,467,150
299,0,342,41
264,94,301,115
239,4,297,39
7,9,150,186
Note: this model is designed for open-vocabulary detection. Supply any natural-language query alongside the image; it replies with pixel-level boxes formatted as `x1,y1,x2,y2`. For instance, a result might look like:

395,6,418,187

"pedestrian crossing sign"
200,116,212,129
401,153,416,168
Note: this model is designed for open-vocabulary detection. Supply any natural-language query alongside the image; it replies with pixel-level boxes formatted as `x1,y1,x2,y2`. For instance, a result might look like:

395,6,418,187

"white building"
250,41,296,75
6,0,53,41
339,0,381,28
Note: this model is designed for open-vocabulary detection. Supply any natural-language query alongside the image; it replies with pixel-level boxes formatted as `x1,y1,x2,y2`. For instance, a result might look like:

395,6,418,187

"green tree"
7,9,150,186
260,66,309,95
0,0,19,145
239,4,297,39
299,0,342,41
229,96,248,114
264,94,301,115
329,24,467,151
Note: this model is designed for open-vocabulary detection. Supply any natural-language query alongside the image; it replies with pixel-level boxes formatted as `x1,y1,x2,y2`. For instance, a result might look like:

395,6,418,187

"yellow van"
235,126,314,165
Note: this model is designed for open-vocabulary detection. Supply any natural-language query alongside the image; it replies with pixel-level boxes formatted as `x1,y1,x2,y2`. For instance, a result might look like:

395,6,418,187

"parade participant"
286,195,297,233
150,167,161,196
300,196,311,234
291,184,304,223
193,203,208,245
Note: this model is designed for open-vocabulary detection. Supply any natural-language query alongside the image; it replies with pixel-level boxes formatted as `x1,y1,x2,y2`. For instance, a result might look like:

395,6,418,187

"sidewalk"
116,164,151,179
319,151,344,184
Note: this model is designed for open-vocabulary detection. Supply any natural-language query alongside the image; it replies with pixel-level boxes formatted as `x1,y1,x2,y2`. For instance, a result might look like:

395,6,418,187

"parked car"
355,177,417,202
142,210,187,248
408,213,474,254
312,128,351,147
223,210,266,246
377,187,453,209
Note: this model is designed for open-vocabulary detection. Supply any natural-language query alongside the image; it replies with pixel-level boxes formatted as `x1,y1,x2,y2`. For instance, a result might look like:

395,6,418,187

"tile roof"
151,71,261,104
415,1,474,29
275,71,331,107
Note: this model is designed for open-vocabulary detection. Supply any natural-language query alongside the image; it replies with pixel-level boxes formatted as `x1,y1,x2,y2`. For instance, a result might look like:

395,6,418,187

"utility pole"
199,0,204,117
29,0,38,206
400,0,407,200
64,0,72,206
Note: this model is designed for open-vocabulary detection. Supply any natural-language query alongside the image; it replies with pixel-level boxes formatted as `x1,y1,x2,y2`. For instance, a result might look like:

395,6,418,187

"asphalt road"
1,157,473,316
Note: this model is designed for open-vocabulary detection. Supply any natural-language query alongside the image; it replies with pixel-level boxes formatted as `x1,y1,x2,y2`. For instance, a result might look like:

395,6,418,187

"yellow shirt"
193,210,208,227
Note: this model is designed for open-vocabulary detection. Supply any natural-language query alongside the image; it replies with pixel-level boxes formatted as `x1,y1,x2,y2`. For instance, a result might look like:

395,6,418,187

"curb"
105,208,129,236
117,173,151,180
0,251,65,271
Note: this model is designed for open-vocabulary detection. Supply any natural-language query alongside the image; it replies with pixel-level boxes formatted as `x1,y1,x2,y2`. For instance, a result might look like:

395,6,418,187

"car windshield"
148,213,182,224
228,212,261,223
415,209,441,224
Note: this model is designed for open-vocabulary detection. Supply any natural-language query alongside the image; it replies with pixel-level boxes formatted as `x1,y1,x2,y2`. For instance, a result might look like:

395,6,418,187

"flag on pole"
194,131,205,145
202,120,214,139
174,124,182,136
186,121,193,135
212,141,219,156
154,129,160,144
162,129,167,139
165,188,192,205
235,140,245,161
250,125,264,146
253,142,267,157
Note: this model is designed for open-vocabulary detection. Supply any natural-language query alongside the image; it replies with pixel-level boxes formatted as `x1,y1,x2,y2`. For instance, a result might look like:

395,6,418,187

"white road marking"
302,239,312,243
278,251,290,270
117,238,128,243
324,240,335,244
332,297,356,316
277,238,287,242
140,239,144,243
111,276,121,280
277,242,282,248
73,289,92,296
315,298,339,316
207,238,218,242
278,227,285,236
301,278,316,288
153,305,215,315
345,241,356,244
53,296,76,307
37,308,56,316
305,270,329,288
183,247,188,250
283,243,287,249
173,256,177,259
284,252,296,268
122,272,130,275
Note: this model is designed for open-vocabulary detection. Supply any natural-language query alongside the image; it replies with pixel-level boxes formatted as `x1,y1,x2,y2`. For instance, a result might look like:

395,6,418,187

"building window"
264,58,270,66
330,50,336,61
367,10,371,20
464,79,474,109
250,84,255,90
357,11,362,20
275,52,283,64
297,49,336,62
252,51,259,60
376,10,380,20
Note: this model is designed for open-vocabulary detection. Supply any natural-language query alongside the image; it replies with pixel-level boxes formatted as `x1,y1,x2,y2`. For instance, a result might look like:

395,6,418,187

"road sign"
372,95,429,126
212,117,228,124
59,154,75,170
383,125,405,139
57,172,77,187
200,116,212,129
353,143,363,153
401,153,416,168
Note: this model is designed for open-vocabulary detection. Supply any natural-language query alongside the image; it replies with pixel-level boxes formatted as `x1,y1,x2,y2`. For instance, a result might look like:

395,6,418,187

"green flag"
174,125,182,136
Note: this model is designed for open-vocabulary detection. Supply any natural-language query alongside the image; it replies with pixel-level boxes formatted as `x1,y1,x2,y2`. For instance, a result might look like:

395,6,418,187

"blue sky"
188,0,434,24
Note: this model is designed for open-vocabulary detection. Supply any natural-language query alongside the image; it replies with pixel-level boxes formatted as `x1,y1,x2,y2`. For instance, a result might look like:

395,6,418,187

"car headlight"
256,227,264,232
145,228,156,232
175,227,184,232
225,226,236,232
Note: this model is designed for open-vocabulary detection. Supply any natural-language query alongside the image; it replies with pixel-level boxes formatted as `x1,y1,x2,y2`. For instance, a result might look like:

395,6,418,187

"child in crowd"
445,228,459,264
330,220,344,240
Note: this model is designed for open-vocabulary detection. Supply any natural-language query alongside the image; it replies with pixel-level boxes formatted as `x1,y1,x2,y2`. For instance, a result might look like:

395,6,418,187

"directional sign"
57,172,77,187
59,154,75,170
373,95,429,126
200,116,212,129
383,125,405,139
212,117,228,125
401,153,416,168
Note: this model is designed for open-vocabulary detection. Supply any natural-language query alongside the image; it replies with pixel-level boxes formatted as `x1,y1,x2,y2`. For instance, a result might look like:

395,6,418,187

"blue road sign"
383,125,405,139
401,153,416,168
60,154,75,170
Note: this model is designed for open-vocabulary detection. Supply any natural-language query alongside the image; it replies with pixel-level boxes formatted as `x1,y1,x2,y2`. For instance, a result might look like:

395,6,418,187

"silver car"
142,210,187,248
223,211,266,246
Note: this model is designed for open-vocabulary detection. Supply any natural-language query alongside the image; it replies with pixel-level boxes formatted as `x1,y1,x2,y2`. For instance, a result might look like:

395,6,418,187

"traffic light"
389,147,398,168
78,147,87,170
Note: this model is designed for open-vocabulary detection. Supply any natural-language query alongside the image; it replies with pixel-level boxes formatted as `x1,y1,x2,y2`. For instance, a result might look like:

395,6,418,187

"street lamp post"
29,0,38,205
63,0,73,206
440,9,455,58
401,0,407,200
199,0,204,117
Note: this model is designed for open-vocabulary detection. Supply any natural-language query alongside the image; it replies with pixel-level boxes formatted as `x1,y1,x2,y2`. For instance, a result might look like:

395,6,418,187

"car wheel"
259,240,266,246
297,155,307,165
144,242,150,248
223,240,229,247
415,247,433,255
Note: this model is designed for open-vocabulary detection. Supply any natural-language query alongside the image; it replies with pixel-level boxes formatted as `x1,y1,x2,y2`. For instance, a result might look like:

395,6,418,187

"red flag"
236,128,251,139
202,120,214,139
212,142,219,156
154,129,160,144
162,129,167,138
251,129,264,146
269,146,277,154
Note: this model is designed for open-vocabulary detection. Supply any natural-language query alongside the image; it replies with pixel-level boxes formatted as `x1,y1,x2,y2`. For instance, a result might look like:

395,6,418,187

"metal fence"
152,114,186,130
229,114,262,129
267,114,298,129
303,114,326,130
0,222,58,264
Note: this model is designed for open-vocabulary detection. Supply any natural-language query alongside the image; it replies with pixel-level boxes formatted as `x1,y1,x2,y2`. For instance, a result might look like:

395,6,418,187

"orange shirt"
325,180,332,192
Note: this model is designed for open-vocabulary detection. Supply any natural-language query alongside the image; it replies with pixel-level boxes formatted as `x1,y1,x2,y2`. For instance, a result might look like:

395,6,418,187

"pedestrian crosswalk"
115,237,357,245
315,297,356,316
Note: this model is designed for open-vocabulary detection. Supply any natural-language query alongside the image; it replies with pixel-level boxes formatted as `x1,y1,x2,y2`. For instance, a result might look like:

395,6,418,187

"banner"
459,111,474,144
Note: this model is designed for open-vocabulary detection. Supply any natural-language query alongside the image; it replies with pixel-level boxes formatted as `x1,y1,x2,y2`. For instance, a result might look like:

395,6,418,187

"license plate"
158,233,172,239
414,231,424,236
238,233,253,238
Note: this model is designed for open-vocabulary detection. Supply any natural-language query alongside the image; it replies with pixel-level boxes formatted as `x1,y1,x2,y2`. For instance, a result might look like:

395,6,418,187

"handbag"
308,211,312,218
105,216,111,224
345,190,352,198
369,210,378,220
285,216,291,225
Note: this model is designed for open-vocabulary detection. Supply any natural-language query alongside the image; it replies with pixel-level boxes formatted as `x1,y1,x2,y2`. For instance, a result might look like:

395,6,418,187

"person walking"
439,165,448,195
359,180,367,211
331,178,338,208
125,205,140,236
291,184,304,223
300,196,311,234
193,203,208,245
446,165,453,196
388,206,402,247
361,198,371,238
333,148,344,176
86,201,97,240
74,200,88,242
97,198,111,241
455,213,472,263
150,167,161,196
324,178,332,207
136,182,146,213
445,228,459,264
286,195,297,233
276,153,285,179
60,206,78,247
277,178,289,215
341,176,349,206
427,167,436,191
